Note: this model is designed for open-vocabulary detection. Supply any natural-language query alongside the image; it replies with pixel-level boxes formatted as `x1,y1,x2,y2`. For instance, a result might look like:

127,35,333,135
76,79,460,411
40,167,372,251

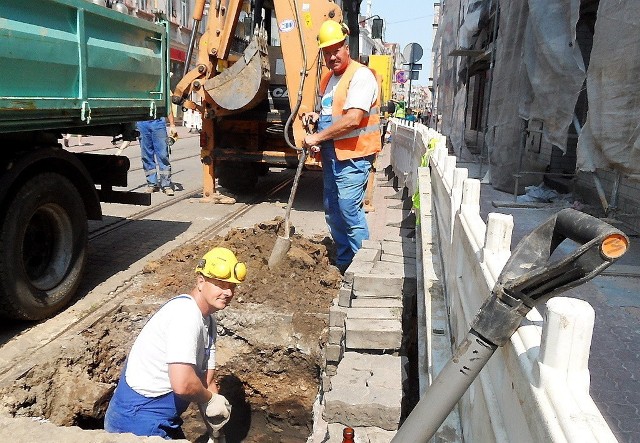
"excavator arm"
173,0,343,201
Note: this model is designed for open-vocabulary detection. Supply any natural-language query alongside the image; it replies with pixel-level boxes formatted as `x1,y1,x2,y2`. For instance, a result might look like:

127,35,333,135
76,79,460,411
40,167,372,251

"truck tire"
0,173,88,320
217,160,259,193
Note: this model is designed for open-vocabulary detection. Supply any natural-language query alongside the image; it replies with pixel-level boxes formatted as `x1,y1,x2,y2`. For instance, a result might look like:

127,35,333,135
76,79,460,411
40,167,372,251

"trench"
0,221,343,442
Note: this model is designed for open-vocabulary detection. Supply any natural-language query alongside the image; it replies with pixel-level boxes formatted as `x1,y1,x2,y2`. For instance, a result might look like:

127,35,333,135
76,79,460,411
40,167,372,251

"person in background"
137,109,175,195
405,108,417,122
63,134,83,147
302,20,381,274
104,247,246,439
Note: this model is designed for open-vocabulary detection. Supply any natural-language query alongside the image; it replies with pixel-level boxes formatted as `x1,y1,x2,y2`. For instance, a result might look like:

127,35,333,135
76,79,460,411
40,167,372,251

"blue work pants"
318,115,373,267
137,118,171,189
104,365,189,439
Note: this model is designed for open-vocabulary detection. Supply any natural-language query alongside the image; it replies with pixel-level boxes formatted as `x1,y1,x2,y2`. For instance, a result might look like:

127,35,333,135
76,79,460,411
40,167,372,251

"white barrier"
389,121,616,442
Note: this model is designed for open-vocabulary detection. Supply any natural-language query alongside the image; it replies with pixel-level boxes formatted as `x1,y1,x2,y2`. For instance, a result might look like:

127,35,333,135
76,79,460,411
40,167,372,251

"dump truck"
0,0,169,320
172,0,346,196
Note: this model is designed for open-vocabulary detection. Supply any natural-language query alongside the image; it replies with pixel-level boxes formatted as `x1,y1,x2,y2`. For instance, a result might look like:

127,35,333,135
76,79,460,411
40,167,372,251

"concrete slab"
338,283,353,307
345,318,402,350
361,239,383,250
350,298,404,309
346,307,403,321
353,246,382,263
323,352,402,430
382,240,417,258
329,300,347,327
380,254,417,266
343,261,375,285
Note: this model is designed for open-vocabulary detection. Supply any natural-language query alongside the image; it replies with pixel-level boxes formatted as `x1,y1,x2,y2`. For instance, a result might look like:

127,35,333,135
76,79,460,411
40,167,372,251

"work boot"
163,186,174,196
145,185,159,193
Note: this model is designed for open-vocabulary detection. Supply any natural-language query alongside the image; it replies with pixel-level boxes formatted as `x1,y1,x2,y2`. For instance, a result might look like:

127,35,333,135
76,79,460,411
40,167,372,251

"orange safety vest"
319,61,382,161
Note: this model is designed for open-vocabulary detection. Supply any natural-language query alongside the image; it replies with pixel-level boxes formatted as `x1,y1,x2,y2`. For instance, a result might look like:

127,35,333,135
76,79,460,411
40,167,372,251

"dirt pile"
0,220,342,442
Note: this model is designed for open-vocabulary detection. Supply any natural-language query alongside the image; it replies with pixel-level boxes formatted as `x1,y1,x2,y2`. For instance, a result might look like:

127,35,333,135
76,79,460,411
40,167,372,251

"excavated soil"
0,219,342,442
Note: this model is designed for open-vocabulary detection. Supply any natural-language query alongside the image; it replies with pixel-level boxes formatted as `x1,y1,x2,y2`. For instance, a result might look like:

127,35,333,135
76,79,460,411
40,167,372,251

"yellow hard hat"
317,20,349,49
195,247,247,284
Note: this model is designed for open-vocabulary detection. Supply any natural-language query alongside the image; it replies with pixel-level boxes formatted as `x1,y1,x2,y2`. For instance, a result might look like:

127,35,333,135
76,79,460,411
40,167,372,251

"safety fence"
388,118,616,442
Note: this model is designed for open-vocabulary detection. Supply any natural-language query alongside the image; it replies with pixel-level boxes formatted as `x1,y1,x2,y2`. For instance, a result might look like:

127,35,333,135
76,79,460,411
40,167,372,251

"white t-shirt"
125,295,216,397
320,66,378,116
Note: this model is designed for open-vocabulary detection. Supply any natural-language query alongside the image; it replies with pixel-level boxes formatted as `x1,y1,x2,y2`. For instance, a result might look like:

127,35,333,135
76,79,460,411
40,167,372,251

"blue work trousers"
137,118,171,188
104,366,189,439
319,115,373,267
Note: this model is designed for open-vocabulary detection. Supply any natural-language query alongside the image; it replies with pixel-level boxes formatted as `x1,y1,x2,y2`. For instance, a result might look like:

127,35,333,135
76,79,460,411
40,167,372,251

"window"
138,0,147,11
181,0,188,26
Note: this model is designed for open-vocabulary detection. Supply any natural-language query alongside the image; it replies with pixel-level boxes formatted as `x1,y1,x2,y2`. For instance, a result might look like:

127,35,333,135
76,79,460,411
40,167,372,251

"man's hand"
303,133,322,150
302,112,319,129
200,393,232,431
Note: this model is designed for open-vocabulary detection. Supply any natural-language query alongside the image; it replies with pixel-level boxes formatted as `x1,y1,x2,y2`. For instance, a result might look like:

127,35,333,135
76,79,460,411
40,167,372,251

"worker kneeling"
104,247,246,439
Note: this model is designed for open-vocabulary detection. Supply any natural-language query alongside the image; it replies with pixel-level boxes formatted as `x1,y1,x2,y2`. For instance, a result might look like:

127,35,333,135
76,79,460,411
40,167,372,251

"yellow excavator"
172,0,345,201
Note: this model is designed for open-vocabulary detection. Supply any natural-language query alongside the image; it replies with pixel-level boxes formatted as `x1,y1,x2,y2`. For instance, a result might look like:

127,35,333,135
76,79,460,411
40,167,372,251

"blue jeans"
137,118,171,188
319,115,373,267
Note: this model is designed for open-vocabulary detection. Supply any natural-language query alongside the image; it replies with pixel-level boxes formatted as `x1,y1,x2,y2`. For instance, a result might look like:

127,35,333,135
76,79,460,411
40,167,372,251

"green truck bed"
0,0,169,133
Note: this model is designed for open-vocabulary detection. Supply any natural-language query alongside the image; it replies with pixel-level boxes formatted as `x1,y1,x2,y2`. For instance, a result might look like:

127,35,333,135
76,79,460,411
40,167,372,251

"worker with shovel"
302,20,382,274
105,247,246,440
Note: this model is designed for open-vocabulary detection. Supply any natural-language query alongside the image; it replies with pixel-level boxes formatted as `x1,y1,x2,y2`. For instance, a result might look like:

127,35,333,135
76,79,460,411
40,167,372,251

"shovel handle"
282,149,308,235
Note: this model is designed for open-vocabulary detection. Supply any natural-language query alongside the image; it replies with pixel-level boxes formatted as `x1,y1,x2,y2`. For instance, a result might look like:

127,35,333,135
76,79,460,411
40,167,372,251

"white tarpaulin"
520,0,585,151
577,0,640,178
458,0,487,49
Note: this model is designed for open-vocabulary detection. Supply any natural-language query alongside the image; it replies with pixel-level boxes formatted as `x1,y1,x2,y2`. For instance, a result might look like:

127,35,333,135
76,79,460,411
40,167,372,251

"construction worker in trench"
104,247,246,439
302,20,382,274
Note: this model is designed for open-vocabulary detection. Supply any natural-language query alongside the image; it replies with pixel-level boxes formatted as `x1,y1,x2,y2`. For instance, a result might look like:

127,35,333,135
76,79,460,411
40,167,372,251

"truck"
0,0,169,320
171,0,346,196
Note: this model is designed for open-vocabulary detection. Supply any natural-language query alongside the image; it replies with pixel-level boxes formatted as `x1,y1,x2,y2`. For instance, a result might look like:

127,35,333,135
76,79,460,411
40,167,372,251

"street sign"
395,70,408,84
403,63,422,70
403,43,423,64
410,71,419,80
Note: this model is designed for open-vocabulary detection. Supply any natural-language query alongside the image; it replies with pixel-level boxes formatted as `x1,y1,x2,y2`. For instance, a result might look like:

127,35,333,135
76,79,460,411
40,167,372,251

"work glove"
200,393,232,432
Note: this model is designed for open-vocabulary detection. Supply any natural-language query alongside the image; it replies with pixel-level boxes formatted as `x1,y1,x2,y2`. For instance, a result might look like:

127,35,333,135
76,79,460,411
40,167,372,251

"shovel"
268,148,308,269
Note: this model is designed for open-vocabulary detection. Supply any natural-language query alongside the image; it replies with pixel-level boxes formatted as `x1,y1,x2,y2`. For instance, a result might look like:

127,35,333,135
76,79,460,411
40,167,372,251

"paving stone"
328,326,344,345
323,352,402,430
352,246,382,263
329,299,347,327
352,273,405,298
343,261,375,285
325,343,344,364
350,298,403,309
382,240,417,258
346,307,403,321
345,318,402,350
338,282,353,307
380,254,417,266
371,260,417,279
361,239,382,250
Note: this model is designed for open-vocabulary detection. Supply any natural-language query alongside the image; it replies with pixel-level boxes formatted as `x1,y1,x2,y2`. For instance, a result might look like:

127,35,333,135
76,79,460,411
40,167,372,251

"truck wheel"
0,173,88,320
217,161,259,193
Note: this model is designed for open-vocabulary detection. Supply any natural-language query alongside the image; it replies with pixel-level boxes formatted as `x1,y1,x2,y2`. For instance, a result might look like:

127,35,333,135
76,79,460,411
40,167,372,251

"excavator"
172,0,347,201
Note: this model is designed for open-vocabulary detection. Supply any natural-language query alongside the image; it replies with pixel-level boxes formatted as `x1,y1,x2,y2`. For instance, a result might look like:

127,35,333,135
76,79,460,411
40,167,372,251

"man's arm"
205,369,218,393
168,362,214,403
168,107,176,133
303,108,365,148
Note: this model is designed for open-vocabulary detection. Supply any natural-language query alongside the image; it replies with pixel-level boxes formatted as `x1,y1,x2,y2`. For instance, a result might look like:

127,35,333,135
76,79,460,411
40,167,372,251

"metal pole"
391,331,497,442
479,0,499,177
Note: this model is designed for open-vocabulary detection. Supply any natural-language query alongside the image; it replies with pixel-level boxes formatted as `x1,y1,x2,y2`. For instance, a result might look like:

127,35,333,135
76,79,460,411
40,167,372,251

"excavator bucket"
203,28,270,117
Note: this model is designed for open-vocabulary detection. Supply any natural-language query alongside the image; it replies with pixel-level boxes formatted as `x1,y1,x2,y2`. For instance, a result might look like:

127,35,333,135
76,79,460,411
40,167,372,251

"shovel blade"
268,235,291,269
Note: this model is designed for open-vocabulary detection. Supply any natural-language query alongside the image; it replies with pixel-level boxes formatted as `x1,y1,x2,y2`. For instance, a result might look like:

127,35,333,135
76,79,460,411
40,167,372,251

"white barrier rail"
388,118,616,442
